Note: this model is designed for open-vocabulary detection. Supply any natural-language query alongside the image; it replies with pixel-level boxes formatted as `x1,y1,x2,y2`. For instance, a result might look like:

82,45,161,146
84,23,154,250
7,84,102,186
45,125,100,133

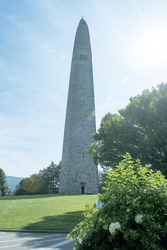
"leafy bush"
67,153,167,250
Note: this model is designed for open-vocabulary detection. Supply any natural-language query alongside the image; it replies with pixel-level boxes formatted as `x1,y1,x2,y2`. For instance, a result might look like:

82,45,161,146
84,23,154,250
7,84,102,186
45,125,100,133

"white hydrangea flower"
94,201,104,208
77,230,90,245
109,223,116,234
135,214,143,223
114,222,121,229
109,222,121,234
77,237,82,244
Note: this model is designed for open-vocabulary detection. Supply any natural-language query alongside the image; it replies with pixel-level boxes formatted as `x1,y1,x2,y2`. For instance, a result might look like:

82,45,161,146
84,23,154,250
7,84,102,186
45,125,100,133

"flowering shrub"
67,153,167,249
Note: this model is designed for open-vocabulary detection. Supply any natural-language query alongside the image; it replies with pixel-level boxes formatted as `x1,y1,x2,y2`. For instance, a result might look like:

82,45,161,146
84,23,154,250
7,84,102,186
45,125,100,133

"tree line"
1,82,167,196
0,161,61,196
14,161,61,196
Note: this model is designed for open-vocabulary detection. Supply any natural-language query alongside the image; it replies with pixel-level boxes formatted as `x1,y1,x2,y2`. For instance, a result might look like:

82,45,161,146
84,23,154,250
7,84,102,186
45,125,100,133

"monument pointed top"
72,17,90,54
78,17,88,26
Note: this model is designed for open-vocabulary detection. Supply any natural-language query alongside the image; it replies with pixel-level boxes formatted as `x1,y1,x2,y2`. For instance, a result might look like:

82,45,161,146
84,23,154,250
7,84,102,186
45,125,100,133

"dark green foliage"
0,168,9,196
118,82,167,174
88,82,167,178
38,161,61,194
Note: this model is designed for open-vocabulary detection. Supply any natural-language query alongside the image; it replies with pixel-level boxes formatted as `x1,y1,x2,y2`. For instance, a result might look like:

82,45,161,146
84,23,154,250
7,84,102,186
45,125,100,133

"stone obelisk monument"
59,18,99,195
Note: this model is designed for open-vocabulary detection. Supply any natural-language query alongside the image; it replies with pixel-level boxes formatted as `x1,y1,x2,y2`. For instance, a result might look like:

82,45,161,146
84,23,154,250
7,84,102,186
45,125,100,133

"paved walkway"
0,229,77,250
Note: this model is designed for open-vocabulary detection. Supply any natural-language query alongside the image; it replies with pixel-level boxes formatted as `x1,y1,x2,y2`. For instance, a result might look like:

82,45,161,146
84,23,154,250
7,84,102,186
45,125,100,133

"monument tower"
59,18,99,194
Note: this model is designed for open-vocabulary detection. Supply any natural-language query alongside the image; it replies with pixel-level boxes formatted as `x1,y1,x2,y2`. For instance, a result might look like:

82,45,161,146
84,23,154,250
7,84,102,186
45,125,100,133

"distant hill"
6,176,24,193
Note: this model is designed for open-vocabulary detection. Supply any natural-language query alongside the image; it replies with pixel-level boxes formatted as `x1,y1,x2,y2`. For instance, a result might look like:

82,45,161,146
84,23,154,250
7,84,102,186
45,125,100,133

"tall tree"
119,82,167,174
45,161,58,193
88,82,167,178
88,113,143,172
37,161,61,194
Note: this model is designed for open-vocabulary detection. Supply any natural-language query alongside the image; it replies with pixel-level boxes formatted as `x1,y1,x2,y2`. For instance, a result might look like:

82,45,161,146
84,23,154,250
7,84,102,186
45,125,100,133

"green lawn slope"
0,194,98,231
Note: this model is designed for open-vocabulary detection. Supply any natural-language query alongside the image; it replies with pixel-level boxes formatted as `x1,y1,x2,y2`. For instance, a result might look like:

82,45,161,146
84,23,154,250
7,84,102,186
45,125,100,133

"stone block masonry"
59,18,99,194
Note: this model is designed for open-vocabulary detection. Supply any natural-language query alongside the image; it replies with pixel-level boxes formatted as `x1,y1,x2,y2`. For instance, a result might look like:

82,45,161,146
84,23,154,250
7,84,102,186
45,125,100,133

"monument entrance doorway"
81,186,85,194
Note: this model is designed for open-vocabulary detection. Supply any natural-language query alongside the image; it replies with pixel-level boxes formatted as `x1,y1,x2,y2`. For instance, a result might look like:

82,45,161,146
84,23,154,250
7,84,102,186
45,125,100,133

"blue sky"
1,0,167,178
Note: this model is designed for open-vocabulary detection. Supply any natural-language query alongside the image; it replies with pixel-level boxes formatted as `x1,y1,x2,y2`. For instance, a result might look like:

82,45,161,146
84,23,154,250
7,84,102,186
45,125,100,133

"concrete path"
0,230,77,250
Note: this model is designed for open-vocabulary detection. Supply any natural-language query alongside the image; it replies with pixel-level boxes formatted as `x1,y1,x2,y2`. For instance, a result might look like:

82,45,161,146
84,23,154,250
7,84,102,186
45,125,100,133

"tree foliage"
38,161,61,194
88,82,167,178
98,171,107,194
0,168,9,196
119,82,167,174
14,175,44,196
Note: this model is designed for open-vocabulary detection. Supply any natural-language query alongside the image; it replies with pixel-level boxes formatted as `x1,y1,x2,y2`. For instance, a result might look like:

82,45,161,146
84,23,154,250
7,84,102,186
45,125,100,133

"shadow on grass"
14,211,84,249
22,210,85,231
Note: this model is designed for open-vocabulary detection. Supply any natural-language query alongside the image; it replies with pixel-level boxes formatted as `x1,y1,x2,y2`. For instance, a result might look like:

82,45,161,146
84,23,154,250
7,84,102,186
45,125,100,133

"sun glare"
127,24,167,72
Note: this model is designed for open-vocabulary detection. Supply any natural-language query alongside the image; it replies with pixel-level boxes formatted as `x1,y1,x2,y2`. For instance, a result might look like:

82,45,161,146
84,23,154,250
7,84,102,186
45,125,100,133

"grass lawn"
0,194,99,231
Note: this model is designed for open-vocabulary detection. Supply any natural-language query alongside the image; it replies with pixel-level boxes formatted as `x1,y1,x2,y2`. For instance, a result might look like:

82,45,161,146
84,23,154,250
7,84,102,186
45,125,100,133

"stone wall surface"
59,18,99,194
